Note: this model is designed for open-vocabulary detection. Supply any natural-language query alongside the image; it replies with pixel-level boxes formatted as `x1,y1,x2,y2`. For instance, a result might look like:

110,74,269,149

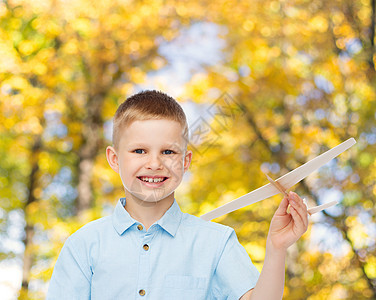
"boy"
47,90,308,299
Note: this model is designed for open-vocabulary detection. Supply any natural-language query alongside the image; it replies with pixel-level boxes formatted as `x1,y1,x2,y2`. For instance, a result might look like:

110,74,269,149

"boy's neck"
123,192,175,231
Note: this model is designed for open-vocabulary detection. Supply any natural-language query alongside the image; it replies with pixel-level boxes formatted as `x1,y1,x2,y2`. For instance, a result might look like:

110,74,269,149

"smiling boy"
47,90,308,299
109,117,189,230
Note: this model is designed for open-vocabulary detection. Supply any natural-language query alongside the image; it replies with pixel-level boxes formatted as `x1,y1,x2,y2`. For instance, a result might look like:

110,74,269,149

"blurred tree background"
0,0,375,299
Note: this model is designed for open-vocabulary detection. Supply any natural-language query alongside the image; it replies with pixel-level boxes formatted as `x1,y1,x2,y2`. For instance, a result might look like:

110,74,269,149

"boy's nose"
146,154,164,170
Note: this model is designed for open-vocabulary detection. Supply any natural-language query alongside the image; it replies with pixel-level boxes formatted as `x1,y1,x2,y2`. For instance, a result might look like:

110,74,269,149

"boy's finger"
293,204,308,231
276,196,289,215
291,199,308,228
289,192,307,213
289,206,306,233
288,193,308,230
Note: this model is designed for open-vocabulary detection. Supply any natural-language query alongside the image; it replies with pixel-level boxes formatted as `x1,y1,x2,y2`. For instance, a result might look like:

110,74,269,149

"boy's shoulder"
181,211,234,235
66,215,112,243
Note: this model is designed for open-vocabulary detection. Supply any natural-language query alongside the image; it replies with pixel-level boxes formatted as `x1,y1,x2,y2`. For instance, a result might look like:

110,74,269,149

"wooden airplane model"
200,138,356,221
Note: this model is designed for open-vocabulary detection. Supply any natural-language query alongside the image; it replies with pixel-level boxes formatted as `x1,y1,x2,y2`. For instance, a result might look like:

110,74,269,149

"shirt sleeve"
211,227,260,300
46,237,92,300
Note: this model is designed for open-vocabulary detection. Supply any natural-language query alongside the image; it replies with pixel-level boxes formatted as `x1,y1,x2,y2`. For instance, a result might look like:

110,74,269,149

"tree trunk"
76,93,105,218
370,0,375,70
19,136,42,299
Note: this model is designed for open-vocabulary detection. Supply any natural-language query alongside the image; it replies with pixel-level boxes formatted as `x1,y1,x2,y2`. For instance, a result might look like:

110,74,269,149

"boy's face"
106,119,192,205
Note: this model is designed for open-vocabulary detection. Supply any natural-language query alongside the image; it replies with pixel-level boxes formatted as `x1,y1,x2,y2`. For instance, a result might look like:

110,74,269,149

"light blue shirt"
47,198,260,300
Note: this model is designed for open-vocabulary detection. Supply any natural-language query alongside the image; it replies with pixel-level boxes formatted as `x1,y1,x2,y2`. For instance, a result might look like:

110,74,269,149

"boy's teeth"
140,177,164,183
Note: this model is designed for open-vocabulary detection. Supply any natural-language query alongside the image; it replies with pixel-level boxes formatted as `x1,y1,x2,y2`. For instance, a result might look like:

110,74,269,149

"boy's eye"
134,149,145,154
163,150,174,155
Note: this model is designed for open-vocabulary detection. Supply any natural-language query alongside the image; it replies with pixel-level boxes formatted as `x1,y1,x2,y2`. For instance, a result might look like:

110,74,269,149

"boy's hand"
267,191,308,251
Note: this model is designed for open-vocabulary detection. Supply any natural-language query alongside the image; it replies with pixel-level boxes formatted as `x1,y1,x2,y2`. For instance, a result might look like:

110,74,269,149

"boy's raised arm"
241,192,308,300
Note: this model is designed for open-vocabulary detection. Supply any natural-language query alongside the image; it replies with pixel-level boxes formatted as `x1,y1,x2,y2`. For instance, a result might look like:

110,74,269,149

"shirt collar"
112,198,135,235
112,198,183,237
155,198,182,237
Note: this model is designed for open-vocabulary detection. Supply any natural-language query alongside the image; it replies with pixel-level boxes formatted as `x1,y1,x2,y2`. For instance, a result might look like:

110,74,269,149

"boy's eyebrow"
163,143,183,149
126,143,147,149
127,143,182,150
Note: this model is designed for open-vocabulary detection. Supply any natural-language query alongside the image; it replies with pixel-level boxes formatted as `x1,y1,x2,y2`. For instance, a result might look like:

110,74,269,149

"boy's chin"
125,190,174,205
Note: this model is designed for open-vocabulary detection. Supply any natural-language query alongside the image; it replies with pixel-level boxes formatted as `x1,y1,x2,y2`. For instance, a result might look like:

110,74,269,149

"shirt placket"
136,224,155,298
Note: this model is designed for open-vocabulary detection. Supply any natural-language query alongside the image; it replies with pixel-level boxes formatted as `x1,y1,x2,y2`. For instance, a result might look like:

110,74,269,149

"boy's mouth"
137,176,169,183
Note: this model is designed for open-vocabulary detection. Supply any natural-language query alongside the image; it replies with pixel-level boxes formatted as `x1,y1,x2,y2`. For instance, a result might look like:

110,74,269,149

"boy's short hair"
112,90,189,150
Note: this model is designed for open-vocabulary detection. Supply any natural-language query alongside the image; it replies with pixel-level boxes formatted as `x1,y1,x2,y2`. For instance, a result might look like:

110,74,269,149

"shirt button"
143,244,149,251
139,289,146,296
137,224,143,231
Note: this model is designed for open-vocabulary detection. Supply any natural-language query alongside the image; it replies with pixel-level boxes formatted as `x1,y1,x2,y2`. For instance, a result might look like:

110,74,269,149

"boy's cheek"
163,156,182,170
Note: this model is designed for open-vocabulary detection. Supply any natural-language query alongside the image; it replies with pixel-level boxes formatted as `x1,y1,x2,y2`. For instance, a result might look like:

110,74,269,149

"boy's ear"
106,146,119,173
183,150,193,172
